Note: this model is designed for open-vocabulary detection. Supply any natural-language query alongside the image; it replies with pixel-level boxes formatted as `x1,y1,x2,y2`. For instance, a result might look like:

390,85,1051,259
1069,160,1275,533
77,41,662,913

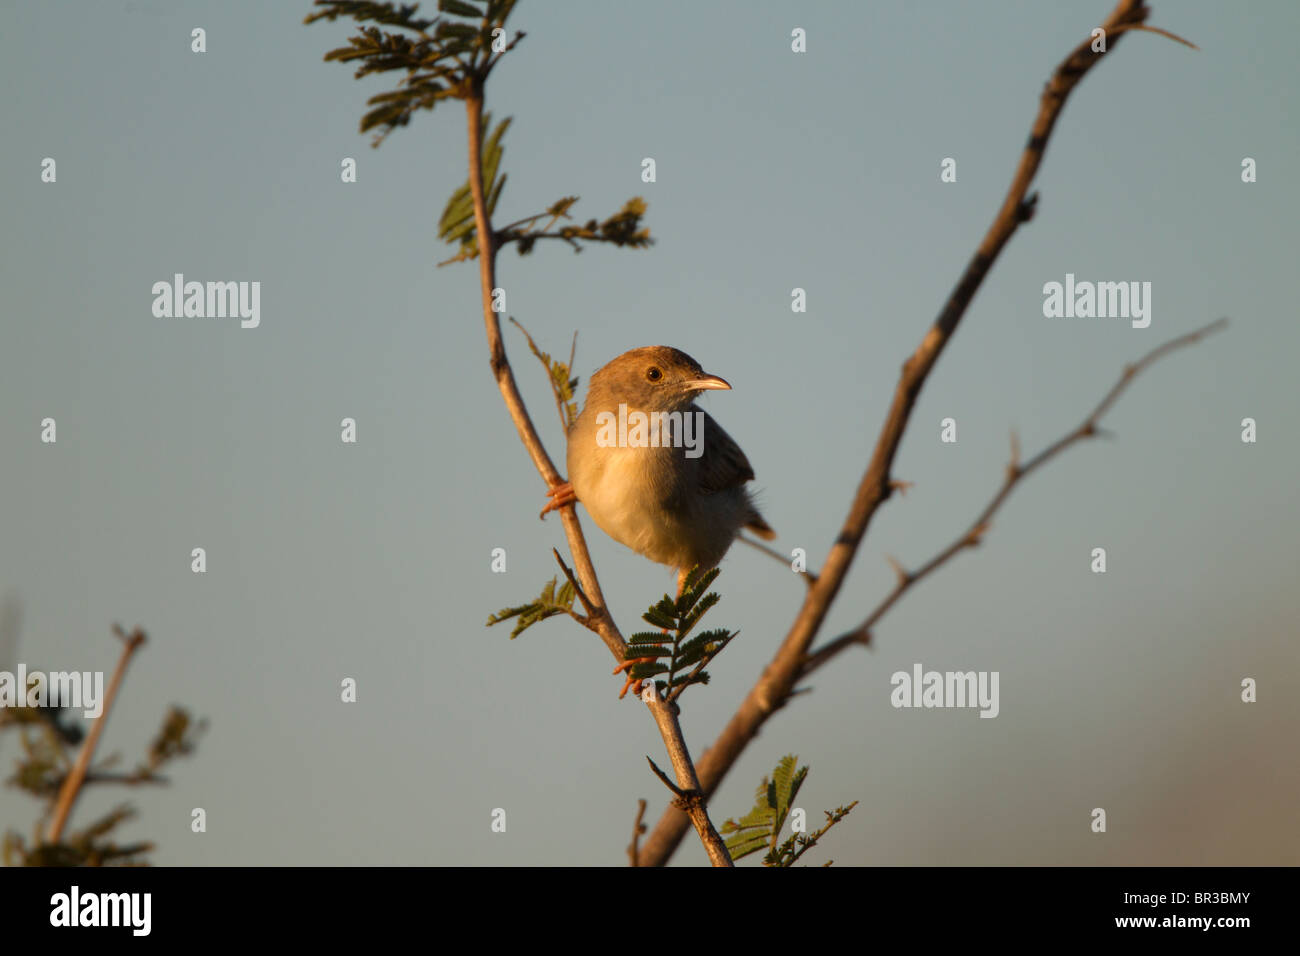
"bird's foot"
613,657,658,699
539,480,577,518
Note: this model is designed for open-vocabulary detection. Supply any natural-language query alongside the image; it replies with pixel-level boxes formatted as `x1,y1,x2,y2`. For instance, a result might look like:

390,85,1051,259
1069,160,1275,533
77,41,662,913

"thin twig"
626,798,648,866
800,630,873,676
735,534,819,587
46,626,146,844
636,0,1196,866
510,316,572,433
464,89,626,663
645,756,683,796
642,687,733,867
1107,21,1199,49
552,547,597,626
567,331,578,388
803,318,1227,677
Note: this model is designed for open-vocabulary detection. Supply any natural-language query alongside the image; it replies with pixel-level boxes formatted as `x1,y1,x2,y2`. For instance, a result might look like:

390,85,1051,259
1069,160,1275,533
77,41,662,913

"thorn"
885,554,909,585
645,756,687,798
889,479,915,497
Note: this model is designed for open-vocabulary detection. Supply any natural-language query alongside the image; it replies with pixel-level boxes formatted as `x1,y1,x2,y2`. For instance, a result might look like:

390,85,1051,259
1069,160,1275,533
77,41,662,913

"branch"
642,687,732,867
463,90,625,662
626,798,647,866
46,626,146,844
735,533,818,588
636,0,1194,866
803,317,1228,677
511,317,575,432
464,87,724,867
552,547,597,625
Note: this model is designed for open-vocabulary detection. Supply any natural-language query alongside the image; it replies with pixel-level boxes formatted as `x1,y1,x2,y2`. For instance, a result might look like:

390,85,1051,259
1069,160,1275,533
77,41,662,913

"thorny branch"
635,0,1200,866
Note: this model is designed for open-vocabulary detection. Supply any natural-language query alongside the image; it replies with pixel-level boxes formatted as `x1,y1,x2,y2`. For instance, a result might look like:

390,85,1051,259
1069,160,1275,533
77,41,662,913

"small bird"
541,347,774,694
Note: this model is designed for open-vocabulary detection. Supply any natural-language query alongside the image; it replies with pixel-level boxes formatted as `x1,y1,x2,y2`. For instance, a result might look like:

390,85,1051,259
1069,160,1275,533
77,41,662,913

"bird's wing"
697,409,756,493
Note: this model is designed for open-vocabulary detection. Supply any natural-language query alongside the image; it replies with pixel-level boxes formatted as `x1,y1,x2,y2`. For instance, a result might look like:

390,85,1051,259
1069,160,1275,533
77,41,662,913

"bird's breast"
568,440,700,567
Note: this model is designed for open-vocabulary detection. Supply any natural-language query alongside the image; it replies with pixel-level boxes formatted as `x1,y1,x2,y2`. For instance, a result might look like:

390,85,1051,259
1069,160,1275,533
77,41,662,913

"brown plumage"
543,346,774,595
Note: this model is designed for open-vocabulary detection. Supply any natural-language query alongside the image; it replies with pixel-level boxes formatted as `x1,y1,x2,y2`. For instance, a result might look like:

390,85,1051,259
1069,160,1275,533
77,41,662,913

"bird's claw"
613,657,658,699
539,480,578,518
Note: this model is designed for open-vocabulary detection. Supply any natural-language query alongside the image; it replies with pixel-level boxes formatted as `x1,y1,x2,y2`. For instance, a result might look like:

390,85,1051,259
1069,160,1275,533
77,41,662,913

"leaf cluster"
3,699,206,867
438,138,654,265
485,575,576,639
510,318,578,431
5,805,153,867
306,0,524,147
308,3,652,262
495,196,654,258
721,755,858,866
623,567,735,703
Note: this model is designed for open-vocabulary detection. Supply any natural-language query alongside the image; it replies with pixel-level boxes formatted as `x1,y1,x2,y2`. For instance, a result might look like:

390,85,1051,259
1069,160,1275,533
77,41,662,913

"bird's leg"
539,480,577,518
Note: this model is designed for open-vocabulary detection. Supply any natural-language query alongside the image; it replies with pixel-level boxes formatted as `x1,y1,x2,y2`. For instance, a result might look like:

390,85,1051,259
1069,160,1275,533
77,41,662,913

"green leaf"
488,171,507,216
724,833,771,860
439,0,485,16
723,756,857,866
438,184,473,235
485,575,576,639
438,115,511,252
436,21,481,40
641,605,677,631
624,566,734,703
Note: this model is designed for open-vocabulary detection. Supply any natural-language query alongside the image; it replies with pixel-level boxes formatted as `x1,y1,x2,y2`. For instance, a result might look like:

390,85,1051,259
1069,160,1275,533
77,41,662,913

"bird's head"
587,346,731,413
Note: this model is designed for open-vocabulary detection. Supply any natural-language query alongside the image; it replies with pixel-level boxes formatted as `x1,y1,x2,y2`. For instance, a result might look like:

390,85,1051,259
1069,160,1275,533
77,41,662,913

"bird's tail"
745,514,776,540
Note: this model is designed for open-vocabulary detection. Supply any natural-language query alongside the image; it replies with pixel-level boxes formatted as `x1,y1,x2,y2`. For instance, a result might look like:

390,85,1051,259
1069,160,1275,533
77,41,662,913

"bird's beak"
683,373,731,391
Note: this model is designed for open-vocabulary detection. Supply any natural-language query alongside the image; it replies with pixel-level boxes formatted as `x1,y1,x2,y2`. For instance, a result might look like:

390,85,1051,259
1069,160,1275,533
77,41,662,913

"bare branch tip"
626,798,648,867
645,756,686,798
1133,23,1200,51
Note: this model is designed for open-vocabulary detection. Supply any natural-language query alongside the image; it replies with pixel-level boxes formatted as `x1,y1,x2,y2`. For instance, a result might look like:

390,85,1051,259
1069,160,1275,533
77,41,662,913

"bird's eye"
646,367,662,382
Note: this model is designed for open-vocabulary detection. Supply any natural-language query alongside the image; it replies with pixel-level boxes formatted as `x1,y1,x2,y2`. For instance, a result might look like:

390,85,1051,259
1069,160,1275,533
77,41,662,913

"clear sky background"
1,0,1296,866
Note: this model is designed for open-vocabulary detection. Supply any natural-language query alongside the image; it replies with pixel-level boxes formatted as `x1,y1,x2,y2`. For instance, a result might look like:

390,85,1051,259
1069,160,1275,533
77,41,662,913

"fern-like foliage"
495,196,653,258
2,697,206,867
305,0,524,147
485,575,576,639
721,755,858,866
440,185,654,265
509,318,578,431
623,566,735,703
308,1,653,261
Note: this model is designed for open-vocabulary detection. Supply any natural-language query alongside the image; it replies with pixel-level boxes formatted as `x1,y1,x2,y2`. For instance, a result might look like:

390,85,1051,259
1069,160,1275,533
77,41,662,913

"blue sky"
1,0,1296,865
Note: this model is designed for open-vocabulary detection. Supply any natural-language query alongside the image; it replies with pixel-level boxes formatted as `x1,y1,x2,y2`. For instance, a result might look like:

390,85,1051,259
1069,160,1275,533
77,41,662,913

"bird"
540,346,775,696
